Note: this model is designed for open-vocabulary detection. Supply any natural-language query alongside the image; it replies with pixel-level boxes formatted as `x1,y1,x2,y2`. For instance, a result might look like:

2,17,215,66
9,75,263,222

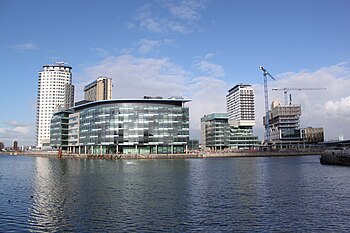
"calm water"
0,154,349,232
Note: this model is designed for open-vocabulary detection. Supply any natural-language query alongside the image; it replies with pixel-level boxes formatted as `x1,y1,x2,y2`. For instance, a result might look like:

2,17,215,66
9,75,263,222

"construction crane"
272,87,326,105
259,66,275,143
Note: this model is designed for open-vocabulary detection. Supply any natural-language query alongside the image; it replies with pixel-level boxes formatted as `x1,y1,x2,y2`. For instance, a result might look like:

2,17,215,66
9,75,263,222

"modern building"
50,97,190,154
13,141,18,151
226,84,255,126
264,100,303,148
201,113,231,150
201,113,259,150
50,110,71,150
84,76,112,101
36,62,74,148
203,83,259,150
188,139,199,151
302,127,324,144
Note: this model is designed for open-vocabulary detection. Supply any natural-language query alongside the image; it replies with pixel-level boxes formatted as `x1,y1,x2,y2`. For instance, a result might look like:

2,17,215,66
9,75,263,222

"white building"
226,84,255,127
36,62,73,148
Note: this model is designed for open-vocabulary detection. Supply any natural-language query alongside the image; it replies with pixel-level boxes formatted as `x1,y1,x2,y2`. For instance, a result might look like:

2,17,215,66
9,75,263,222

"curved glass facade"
50,111,71,150
51,99,190,154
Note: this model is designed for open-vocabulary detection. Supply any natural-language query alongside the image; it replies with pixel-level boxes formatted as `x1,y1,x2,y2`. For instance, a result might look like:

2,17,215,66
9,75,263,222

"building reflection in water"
28,157,78,231
23,156,324,232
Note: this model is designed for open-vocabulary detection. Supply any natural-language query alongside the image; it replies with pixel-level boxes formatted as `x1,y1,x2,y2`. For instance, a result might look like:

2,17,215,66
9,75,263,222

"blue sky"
1,0,350,146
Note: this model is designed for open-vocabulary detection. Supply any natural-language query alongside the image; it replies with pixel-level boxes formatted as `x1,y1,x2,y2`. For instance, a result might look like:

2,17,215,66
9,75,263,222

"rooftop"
43,61,72,69
72,98,191,111
227,84,253,94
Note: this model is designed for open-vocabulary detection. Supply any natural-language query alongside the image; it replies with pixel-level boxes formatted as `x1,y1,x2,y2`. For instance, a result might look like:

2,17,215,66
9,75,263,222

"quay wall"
2,151,322,159
320,153,350,166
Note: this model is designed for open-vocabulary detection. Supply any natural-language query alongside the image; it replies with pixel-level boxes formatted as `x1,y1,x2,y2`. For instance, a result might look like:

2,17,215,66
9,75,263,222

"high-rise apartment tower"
36,62,73,148
226,84,255,126
84,76,112,101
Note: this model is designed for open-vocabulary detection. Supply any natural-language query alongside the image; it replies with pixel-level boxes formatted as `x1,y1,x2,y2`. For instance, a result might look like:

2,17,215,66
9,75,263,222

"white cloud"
187,76,227,139
12,42,38,51
140,18,164,33
90,48,110,57
5,121,23,127
137,17,189,34
194,53,225,78
80,55,189,99
167,0,205,21
129,0,207,34
0,121,34,146
138,39,160,53
194,60,225,78
204,53,215,60
324,96,350,122
138,39,173,54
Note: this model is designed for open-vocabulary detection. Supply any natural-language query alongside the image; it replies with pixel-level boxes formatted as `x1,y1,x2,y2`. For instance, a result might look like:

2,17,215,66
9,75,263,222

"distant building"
84,76,112,101
302,127,324,144
50,98,190,154
144,96,163,99
13,141,18,151
74,100,92,107
0,142,4,151
64,84,75,109
201,113,259,150
36,62,73,148
264,100,303,148
188,139,199,151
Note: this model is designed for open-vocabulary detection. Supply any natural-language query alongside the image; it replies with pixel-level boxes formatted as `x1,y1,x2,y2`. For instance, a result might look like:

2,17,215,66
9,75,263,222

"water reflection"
1,155,350,232
29,157,71,231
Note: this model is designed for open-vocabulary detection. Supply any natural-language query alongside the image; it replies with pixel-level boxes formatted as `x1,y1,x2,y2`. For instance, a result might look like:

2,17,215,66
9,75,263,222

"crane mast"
259,66,275,143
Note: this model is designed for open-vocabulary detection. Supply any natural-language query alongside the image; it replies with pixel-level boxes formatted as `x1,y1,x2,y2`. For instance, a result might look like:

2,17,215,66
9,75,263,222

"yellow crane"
272,87,326,105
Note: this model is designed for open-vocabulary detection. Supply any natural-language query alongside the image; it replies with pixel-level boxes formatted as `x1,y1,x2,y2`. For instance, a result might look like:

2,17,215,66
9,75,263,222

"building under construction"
264,100,303,148
264,100,324,148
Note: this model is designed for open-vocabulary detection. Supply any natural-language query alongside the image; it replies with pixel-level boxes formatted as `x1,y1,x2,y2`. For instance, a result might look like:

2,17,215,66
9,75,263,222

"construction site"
259,67,325,150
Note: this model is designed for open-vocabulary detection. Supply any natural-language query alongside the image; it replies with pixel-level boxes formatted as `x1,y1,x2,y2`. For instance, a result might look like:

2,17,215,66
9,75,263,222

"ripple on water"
1,155,350,232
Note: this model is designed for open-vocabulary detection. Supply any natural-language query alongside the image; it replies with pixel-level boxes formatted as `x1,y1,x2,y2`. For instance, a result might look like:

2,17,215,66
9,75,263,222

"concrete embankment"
320,153,350,166
63,151,322,159
3,151,322,160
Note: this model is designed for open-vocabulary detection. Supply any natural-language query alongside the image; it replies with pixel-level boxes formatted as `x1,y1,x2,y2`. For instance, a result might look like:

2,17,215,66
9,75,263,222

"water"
1,154,350,232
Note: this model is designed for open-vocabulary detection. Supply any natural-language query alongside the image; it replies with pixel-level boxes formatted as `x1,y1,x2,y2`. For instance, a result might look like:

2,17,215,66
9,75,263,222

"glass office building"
50,110,71,150
201,113,259,150
51,98,190,154
201,113,231,149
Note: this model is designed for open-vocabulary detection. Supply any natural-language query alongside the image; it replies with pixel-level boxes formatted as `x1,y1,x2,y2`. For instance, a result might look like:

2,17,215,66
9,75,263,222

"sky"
0,0,350,147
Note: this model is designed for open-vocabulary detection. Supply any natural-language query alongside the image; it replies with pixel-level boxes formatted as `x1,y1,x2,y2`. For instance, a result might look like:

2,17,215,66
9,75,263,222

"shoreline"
1,151,323,160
